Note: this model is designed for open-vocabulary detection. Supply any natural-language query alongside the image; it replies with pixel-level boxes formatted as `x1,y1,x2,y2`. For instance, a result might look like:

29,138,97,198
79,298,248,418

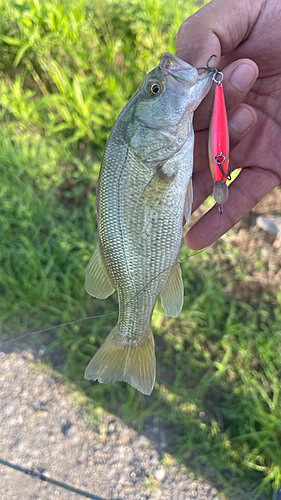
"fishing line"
2,211,222,345
0,458,107,500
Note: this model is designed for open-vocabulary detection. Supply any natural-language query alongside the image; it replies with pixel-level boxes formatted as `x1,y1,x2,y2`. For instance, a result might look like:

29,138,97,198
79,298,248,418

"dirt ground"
0,349,219,500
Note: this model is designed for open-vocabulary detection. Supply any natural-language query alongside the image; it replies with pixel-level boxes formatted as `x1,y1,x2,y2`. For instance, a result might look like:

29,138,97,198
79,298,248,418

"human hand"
176,0,281,249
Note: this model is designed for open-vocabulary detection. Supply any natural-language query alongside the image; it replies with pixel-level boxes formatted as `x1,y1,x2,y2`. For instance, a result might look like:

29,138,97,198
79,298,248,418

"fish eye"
147,80,163,97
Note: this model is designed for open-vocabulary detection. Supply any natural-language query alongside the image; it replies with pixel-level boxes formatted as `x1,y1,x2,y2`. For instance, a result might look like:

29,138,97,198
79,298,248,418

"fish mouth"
160,52,210,84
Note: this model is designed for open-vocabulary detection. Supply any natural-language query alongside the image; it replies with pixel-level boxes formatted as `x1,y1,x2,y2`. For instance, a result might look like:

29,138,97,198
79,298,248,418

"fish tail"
84,326,156,395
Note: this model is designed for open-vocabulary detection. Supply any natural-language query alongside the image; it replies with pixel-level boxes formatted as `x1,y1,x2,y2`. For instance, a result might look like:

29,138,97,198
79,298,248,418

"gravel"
255,215,281,239
0,349,220,500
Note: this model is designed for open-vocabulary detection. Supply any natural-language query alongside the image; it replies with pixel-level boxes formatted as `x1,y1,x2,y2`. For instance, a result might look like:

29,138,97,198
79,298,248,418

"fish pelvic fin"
85,241,115,299
84,327,156,395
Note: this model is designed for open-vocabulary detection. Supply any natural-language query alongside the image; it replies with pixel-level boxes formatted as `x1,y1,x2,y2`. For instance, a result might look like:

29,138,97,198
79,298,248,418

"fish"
84,53,212,395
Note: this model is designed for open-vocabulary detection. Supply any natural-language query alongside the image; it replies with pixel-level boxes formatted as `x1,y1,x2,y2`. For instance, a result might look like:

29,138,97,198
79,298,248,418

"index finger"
176,0,265,68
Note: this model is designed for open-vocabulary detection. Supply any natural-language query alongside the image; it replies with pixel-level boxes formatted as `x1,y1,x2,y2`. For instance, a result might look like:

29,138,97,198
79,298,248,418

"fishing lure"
208,64,231,213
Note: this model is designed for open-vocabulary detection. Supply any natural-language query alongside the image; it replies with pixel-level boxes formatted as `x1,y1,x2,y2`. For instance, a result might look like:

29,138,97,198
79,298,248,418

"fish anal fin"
84,327,156,395
85,241,115,299
160,262,184,318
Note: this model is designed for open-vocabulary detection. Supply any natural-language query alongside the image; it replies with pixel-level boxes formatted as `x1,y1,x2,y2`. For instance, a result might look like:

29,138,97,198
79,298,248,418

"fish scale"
84,53,213,394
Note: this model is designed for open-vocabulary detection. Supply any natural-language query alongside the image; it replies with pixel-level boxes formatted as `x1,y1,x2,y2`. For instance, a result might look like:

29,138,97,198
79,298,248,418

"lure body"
208,79,230,209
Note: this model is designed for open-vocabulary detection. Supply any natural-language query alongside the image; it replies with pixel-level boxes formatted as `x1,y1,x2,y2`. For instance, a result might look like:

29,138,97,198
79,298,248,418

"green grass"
1,0,281,498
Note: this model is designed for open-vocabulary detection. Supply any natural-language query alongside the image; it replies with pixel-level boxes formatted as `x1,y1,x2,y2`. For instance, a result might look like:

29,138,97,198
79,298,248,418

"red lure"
208,70,231,213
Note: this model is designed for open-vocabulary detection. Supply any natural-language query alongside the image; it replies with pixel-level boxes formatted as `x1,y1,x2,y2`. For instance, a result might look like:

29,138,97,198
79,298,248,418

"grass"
1,0,281,498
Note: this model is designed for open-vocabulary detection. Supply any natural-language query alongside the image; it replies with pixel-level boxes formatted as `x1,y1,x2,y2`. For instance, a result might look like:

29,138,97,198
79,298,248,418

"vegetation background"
0,0,281,498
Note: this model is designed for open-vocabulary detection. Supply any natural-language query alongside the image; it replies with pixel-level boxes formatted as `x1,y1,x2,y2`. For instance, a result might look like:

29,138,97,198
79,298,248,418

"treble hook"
197,55,224,85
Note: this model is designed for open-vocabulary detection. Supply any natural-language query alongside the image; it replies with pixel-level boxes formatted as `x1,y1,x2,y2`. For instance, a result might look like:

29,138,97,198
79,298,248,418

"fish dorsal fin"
160,261,184,318
85,241,115,299
184,179,193,224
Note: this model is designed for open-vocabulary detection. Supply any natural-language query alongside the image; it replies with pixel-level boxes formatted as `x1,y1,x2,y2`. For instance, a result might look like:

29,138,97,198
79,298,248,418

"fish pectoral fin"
160,261,184,318
140,167,174,209
184,179,193,224
85,241,115,299
84,327,156,395
156,160,177,181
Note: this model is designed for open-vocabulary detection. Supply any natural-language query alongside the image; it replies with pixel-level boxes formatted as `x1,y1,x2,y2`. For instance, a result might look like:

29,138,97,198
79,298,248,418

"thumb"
176,0,264,67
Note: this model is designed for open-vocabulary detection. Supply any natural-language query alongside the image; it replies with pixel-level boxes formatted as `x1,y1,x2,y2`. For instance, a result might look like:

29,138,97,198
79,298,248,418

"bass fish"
85,53,212,395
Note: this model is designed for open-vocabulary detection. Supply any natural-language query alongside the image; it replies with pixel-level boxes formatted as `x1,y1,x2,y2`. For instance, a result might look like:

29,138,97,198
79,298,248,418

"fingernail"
229,107,254,134
230,64,256,92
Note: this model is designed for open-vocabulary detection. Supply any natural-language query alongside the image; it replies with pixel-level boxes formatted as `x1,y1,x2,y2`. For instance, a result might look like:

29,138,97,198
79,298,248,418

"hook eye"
213,71,224,85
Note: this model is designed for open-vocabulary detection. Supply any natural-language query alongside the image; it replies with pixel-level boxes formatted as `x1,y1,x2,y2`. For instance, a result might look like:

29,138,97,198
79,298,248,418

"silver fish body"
85,53,212,395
